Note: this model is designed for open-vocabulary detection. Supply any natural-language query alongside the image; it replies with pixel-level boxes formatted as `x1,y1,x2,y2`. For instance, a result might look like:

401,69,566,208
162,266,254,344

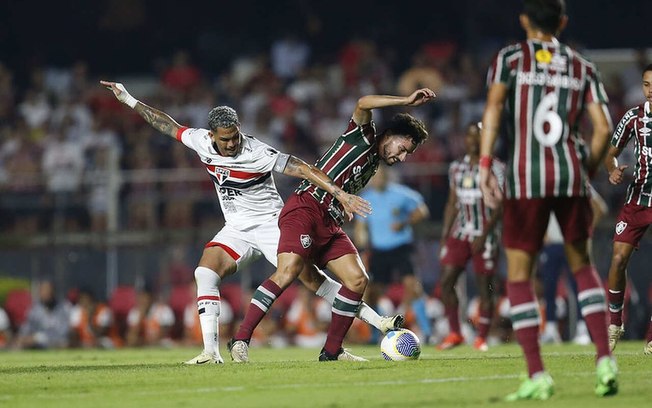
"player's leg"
502,198,554,401
559,197,617,396
644,315,652,355
539,244,564,344
298,264,403,334
232,252,305,346
606,241,634,350
319,252,369,361
471,239,498,351
438,237,470,350
437,264,465,349
184,242,238,364
605,202,651,352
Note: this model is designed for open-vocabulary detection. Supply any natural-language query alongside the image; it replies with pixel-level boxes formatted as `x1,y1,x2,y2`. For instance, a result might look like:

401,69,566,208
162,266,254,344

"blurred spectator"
270,33,311,82
69,288,121,348
162,143,198,229
15,281,71,349
42,127,86,231
1,120,44,233
126,287,175,347
161,50,202,95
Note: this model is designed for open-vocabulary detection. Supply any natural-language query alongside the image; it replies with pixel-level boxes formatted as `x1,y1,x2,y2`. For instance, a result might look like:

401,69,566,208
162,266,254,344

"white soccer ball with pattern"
380,328,421,361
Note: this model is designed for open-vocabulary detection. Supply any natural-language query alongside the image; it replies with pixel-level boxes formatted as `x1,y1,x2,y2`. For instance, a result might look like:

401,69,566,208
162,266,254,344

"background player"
478,0,617,400
602,63,652,355
439,122,503,352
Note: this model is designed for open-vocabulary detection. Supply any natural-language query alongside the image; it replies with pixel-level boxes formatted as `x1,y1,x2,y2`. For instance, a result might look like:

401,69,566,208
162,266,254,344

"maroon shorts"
613,202,652,248
277,193,357,268
440,236,497,275
503,196,592,253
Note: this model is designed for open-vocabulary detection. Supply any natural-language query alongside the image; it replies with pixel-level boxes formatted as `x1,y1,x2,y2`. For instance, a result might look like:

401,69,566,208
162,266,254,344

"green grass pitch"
1,341,649,407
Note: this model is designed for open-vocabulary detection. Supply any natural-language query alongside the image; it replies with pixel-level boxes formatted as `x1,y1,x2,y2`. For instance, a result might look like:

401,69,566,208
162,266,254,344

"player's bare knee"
344,273,368,293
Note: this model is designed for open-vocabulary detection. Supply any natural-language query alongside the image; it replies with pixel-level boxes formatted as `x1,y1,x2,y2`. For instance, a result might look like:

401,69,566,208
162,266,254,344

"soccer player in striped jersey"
101,81,404,365
478,0,617,400
230,88,436,362
439,122,503,352
603,63,652,356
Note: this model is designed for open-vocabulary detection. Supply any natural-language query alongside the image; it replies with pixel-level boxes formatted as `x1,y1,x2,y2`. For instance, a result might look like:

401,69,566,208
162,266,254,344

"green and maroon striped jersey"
296,119,380,211
448,155,503,243
611,102,652,206
487,38,609,199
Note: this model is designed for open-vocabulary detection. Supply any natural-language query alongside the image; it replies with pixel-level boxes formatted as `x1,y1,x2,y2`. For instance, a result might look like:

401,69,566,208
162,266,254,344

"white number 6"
533,92,563,147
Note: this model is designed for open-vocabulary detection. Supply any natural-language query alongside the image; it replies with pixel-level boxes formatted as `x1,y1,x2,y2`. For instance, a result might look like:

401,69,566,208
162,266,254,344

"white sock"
195,266,221,355
315,273,382,331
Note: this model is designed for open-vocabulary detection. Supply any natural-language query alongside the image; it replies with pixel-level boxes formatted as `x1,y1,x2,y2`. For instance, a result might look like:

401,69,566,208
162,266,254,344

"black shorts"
368,244,414,284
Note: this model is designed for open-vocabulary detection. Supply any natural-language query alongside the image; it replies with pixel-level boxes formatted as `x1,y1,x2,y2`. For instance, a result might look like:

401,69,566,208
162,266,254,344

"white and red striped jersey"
448,155,503,242
611,101,652,207
176,127,285,230
487,38,609,199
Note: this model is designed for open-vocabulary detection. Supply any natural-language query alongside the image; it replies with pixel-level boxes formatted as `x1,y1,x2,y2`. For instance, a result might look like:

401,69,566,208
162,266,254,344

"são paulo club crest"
214,167,230,184
615,221,627,235
300,234,312,249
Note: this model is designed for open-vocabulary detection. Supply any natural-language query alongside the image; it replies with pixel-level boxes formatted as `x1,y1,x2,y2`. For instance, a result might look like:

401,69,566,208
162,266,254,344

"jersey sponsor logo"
640,146,652,158
517,71,582,90
300,234,312,249
535,49,552,64
214,167,230,184
615,221,627,235
265,148,278,156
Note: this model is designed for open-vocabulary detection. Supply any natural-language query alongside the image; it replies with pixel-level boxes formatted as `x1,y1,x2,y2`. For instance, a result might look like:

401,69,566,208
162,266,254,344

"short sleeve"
611,107,637,149
249,142,284,173
176,127,205,152
584,64,610,106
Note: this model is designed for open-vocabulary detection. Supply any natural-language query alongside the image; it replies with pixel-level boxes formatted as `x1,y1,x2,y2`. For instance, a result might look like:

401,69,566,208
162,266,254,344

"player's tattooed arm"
99,80,182,139
282,155,372,219
134,102,182,139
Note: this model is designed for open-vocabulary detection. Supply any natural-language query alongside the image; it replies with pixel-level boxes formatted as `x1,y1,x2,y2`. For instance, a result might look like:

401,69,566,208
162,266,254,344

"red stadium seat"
109,286,137,340
168,284,194,340
4,288,32,331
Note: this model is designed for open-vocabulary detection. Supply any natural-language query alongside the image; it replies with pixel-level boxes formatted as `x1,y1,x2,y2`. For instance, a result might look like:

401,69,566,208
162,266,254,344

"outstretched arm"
352,88,436,125
281,155,372,220
100,80,182,139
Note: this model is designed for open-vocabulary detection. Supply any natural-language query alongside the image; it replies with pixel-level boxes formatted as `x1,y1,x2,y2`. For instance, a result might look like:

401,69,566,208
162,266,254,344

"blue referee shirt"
358,183,424,251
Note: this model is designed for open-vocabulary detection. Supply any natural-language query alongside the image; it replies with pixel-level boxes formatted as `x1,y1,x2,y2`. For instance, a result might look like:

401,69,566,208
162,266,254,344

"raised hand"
406,88,437,106
99,80,138,108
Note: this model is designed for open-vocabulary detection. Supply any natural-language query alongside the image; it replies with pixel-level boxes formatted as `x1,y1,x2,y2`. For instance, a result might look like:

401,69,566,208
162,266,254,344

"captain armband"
273,152,291,173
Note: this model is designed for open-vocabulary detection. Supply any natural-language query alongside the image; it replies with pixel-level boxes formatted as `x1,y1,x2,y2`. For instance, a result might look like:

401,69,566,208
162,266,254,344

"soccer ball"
380,329,421,361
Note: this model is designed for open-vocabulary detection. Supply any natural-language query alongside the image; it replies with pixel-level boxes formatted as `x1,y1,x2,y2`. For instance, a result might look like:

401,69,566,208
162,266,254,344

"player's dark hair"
208,106,240,131
643,63,652,76
523,0,565,34
383,113,429,146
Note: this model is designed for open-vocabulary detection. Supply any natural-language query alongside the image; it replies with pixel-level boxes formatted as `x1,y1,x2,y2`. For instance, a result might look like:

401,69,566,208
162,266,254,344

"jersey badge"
615,221,627,235
300,234,313,249
214,167,230,184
